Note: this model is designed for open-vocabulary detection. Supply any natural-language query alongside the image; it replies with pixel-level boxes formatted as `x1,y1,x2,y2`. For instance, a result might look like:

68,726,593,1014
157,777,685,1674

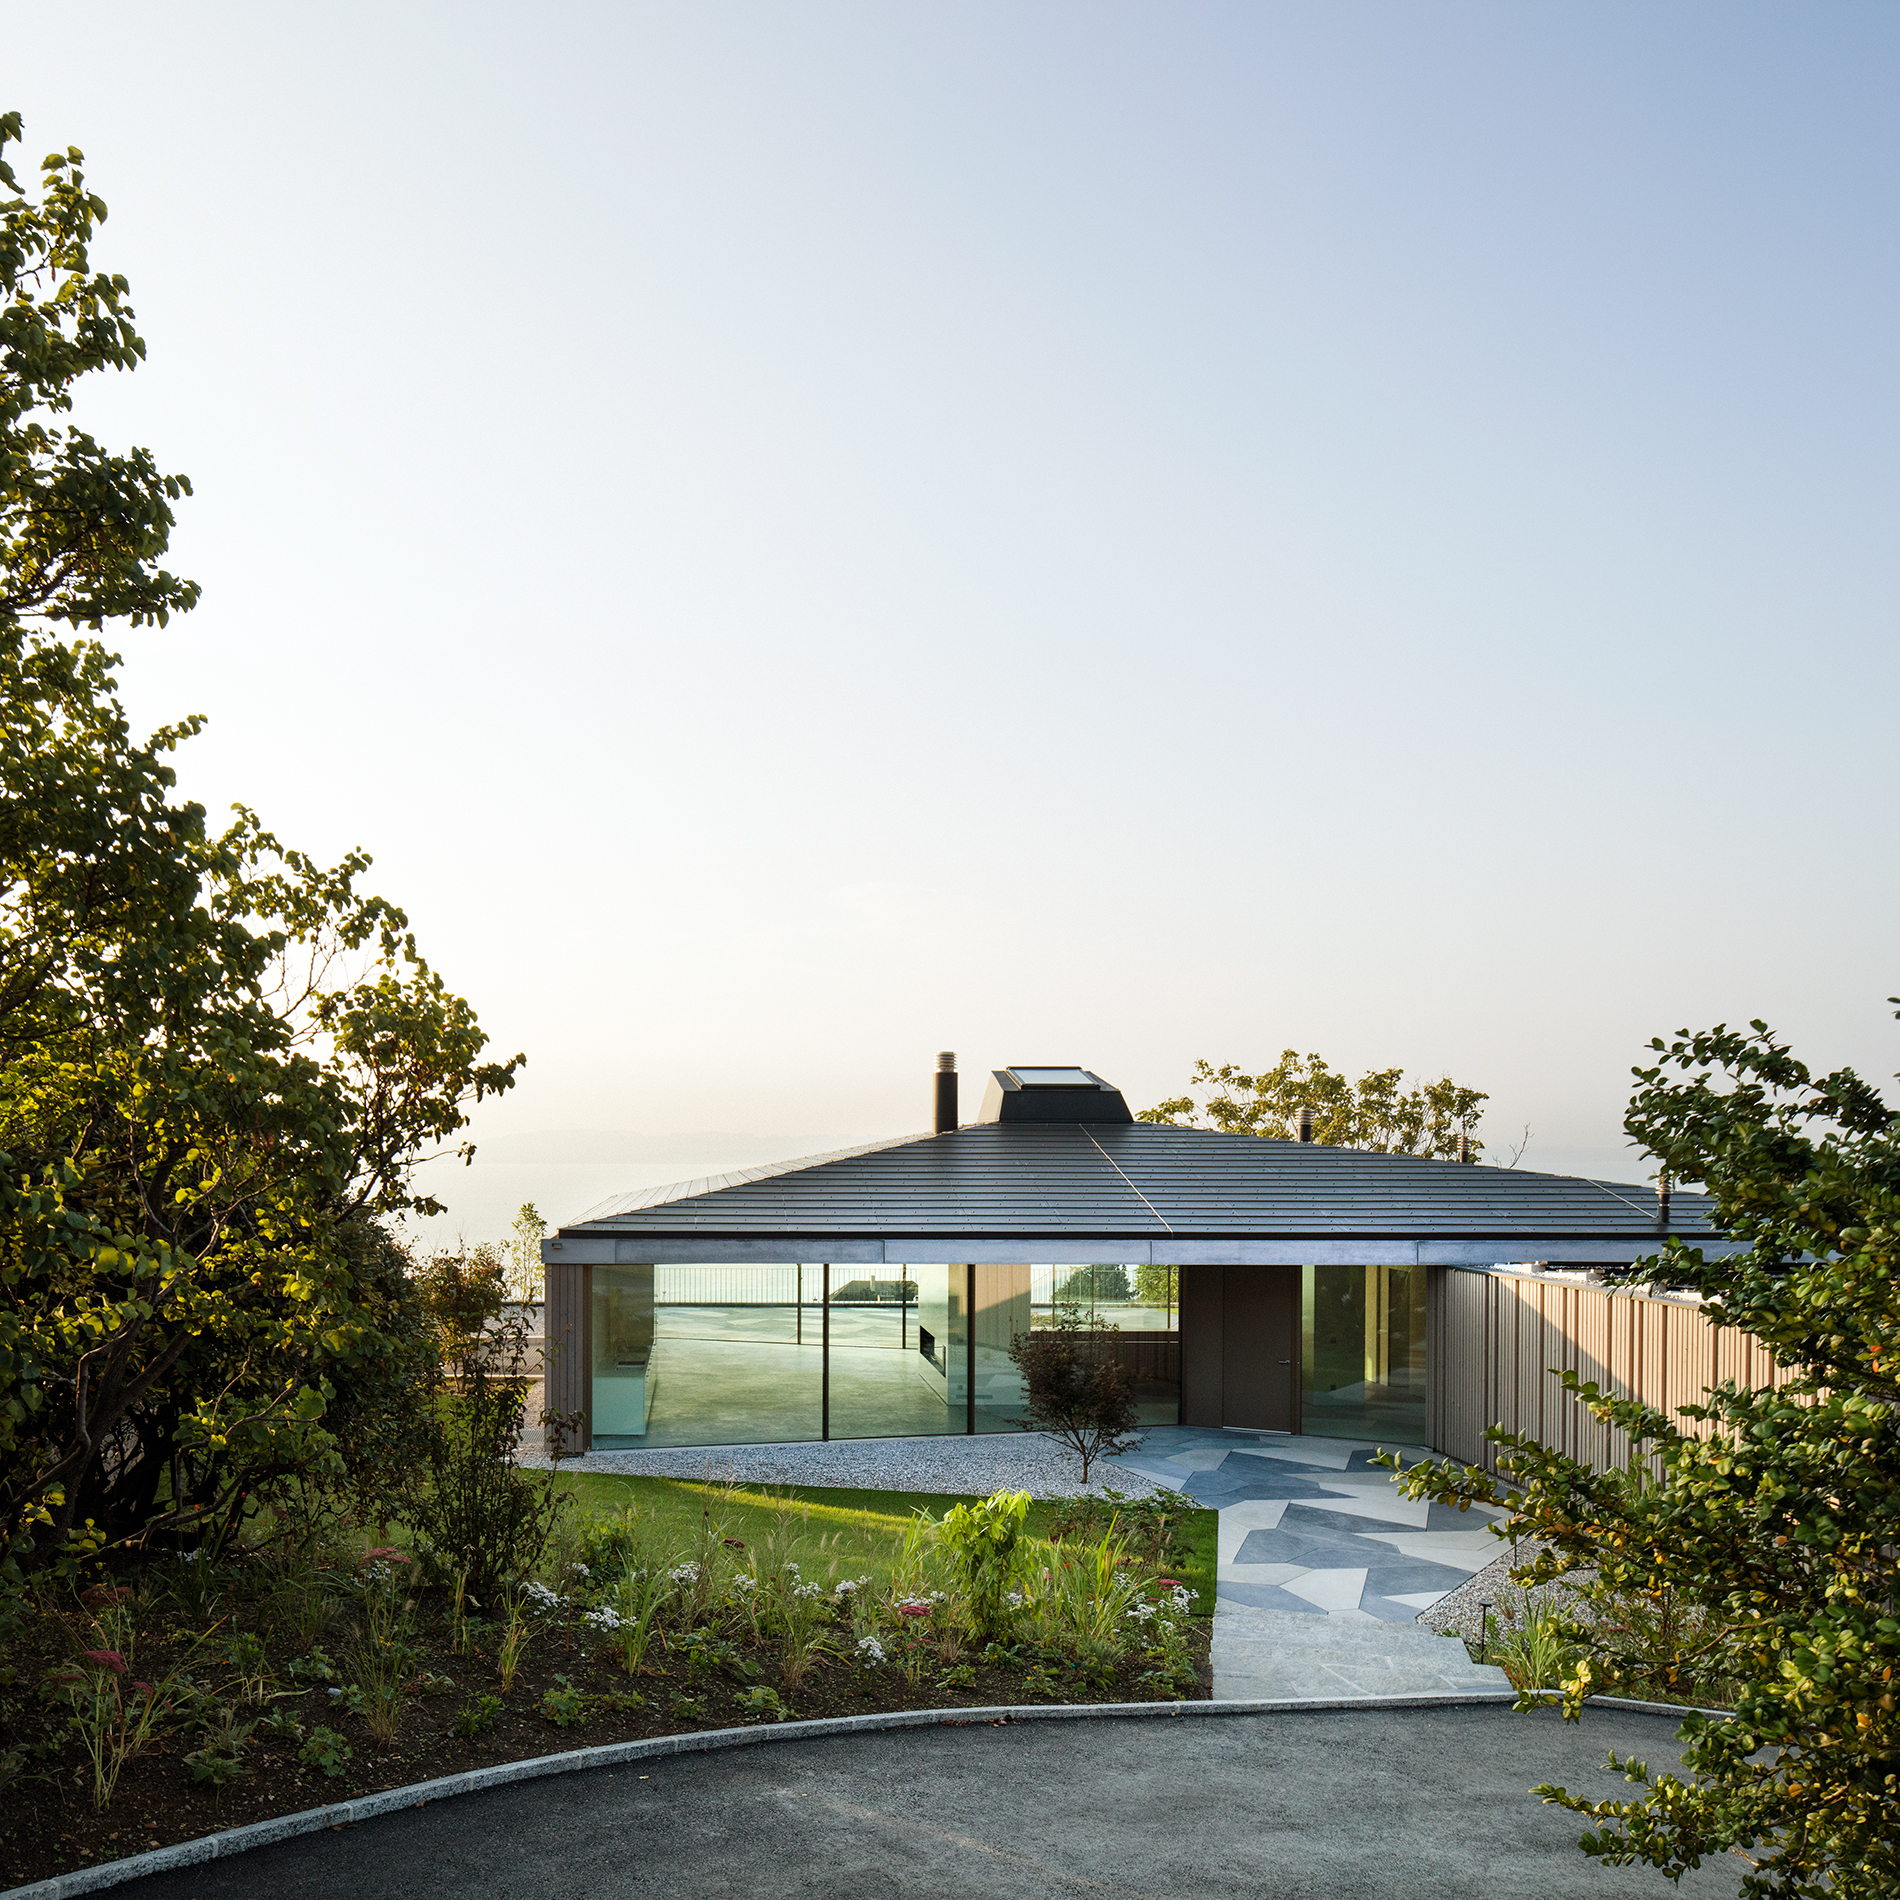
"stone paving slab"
1131,1426,1515,1695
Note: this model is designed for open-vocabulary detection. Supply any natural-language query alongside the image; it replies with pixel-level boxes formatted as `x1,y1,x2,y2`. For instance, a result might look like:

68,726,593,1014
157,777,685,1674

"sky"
9,3,1899,1239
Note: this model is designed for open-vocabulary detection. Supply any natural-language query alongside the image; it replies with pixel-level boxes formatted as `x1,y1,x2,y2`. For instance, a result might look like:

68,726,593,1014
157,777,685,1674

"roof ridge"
568,1128,937,1223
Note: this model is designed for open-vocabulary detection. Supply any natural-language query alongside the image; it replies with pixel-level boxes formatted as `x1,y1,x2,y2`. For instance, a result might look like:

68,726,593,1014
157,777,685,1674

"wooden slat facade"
542,1260,592,1453
1427,1267,1783,1473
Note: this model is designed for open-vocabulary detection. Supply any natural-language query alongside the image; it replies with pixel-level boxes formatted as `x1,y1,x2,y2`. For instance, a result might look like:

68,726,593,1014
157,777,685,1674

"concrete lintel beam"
1422,1239,1749,1266
1165,1241,1420,1267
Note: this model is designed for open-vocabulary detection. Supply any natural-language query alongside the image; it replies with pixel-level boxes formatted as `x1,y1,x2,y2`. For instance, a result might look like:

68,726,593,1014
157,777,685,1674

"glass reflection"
1300,1264,1428,1443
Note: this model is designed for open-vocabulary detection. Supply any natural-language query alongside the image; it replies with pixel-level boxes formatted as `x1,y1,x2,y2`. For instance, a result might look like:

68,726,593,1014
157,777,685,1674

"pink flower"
361,1546,411,1564
1156,1579,1186,1589
897,1603,931,1619
82,1649,127,1674
132,1681,155,1694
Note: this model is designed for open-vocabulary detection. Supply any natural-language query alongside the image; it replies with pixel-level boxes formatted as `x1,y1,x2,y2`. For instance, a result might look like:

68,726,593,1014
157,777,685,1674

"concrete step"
1211,1604,1513,1700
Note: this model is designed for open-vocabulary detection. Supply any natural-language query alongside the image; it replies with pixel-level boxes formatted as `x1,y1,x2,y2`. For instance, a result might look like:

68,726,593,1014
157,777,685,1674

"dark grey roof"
548,1124,1726,1267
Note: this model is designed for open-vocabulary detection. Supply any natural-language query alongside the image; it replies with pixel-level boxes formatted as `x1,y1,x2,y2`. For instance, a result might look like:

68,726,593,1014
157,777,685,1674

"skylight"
1008,1067,1099,1089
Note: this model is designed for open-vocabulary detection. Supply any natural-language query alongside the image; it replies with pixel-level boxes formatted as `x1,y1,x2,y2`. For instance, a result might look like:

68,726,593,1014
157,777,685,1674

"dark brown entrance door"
1179,1265,1301,1431
1222,1267,1300,1430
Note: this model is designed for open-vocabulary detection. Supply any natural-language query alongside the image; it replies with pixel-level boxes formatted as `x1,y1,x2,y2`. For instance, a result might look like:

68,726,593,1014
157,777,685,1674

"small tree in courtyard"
1009,1304,1140,1484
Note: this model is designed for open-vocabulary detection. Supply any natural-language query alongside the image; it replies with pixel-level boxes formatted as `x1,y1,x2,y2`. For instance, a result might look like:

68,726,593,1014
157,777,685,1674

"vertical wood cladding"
1428,1268,1782,1473
542,1259,593,1454
1179,1264,1224,1426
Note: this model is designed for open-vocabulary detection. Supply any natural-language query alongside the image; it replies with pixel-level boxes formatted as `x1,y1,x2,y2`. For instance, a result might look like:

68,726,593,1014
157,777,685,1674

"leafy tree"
502,1201,546,1304
1391,1008,1900,1898
0,114,522,1580
1054,1264,1129,1305
1140,1052,1487,1159
1133,1262,1178,1311
1009,1306,1139,1483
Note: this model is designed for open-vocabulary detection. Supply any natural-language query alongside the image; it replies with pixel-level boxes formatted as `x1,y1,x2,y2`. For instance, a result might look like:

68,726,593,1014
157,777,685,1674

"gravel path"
523,1431,1164,1499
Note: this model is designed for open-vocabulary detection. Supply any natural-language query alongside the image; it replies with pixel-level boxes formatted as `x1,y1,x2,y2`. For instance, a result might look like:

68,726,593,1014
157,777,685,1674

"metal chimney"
1656,1170,1672,1232
1457,1130,1474,1164
1296,1106,1314,1143
933,1052,958,1133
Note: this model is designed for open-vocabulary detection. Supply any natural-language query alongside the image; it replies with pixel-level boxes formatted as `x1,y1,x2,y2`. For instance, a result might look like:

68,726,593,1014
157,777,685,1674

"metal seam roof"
555,1124,1721,1243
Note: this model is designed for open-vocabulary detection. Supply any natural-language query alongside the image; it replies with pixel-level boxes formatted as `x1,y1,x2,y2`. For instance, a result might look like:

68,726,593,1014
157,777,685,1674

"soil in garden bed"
1,1603,1212,1889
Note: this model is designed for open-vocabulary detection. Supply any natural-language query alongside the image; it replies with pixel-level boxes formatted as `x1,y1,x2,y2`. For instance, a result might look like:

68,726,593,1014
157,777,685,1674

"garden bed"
1,1480,1213,1890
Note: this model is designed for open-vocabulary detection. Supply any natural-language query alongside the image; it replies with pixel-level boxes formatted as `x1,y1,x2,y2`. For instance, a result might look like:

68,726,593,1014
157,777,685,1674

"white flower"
667,1563,701,1585
793,1581,826,1601
522,1580,565,1610
1004,1591,1026,1609
855,1636,887,1666
574,1563,591,1579
584,1604,626,1631
733,1575,758,1592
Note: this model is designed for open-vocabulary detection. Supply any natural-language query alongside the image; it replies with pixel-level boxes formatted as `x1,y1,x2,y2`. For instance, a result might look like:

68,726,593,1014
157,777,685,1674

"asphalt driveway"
111,1705,1744,1900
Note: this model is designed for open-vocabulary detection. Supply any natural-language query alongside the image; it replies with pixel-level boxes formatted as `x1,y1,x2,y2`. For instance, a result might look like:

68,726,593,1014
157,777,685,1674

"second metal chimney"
1296,1106,1314,1142
934,1052,958,1133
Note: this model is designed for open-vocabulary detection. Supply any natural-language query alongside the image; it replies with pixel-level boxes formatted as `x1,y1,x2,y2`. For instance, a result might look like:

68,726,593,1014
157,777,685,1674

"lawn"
550,1472,1219,1613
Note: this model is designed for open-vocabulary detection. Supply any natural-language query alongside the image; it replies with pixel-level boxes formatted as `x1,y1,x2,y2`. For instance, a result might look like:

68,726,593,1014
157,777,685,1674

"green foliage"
1389,1005,1900,1898
1046,1489,1188,1574
297,1725,351,1778
405,1250,567,1604
539,1674,586,1728
0,112,521,1581
285,1646,336,1684
183,1703,254,1788
1484,1598,1586,1695
1054,1264,1129,1303
1008,1309,1139,1484
1140,1052,1486,1157
937,1491,1030,1639
47,1609,176,1809
451,1692,501,1739
735,1684,787,1720
1132,1263,1178,1310
502,1203,545,1304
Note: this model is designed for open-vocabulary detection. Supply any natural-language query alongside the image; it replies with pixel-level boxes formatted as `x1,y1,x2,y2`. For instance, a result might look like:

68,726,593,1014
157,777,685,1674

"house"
540,1058,1776,1470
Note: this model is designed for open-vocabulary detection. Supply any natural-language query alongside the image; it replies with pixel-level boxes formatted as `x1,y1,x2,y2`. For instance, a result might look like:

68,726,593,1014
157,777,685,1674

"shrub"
452,1692,501,1739
539,1675,587,1728
298,1726,353,1777
405,1251,568,1605
937,1491,1030,1640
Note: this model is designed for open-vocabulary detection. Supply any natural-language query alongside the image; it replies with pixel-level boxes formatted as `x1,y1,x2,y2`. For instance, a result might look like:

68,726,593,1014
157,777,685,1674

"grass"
548,1472,1218,1612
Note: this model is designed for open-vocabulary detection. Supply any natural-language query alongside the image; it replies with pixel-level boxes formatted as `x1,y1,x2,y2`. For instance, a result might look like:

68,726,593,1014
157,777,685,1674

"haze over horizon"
10,3,1898,1243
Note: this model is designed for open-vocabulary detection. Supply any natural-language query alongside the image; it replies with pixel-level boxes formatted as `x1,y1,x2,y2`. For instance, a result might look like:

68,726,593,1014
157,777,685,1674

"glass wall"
592,1264,822,1449
591,1260,1181,1448
1029,1265,1181,1427
824,1268,943,1439
1300,1264,1428,1444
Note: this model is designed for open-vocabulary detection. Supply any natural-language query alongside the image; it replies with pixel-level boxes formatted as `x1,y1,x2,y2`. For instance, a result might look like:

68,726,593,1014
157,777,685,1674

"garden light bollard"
1478,1601,1491,1664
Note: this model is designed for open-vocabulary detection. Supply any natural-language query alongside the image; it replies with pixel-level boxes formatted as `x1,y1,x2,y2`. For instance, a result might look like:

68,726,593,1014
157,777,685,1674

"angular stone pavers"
1115,1427,1517,1700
